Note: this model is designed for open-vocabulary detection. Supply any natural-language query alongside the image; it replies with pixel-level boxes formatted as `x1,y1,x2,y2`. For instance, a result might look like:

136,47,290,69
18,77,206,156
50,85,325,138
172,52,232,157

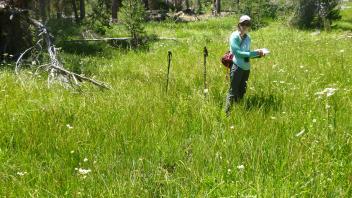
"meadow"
0,7,352,197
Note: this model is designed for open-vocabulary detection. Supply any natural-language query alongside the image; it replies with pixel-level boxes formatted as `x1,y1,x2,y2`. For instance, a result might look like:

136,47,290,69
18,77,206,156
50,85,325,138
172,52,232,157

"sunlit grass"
0,14,352,197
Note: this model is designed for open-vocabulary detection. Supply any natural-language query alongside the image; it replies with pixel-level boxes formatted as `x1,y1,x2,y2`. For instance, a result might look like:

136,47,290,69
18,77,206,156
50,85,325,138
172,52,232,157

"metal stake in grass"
166,50,172,93
203,47,209,97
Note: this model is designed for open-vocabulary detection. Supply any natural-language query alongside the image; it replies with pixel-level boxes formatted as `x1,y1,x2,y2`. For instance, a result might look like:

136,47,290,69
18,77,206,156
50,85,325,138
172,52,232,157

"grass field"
1,9,352,197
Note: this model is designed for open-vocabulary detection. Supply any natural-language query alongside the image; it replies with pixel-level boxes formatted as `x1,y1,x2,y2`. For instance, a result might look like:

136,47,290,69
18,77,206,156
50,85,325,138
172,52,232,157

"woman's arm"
231,35,259,58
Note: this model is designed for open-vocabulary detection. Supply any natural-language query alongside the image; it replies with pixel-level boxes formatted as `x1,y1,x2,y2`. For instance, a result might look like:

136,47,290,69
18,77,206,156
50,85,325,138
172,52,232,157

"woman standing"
225,15,264,115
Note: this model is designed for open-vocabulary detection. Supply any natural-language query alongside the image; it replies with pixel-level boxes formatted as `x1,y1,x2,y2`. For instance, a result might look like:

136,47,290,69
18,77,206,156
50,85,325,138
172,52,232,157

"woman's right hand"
257,50,265,57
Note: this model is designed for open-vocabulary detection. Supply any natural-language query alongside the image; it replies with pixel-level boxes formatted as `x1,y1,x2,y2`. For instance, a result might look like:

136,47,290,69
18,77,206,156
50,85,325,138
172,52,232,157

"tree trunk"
142,0,149,9
11,0,30,8
214,0,221,14
197,0,202,13
185,0,190,9
39,0,46,20
112,0,120,22
48,0,51,18
80,0,85,19
174,0,183,11
55,0,63,19
148,0,159,10
0,1,33,60
71,0,79,22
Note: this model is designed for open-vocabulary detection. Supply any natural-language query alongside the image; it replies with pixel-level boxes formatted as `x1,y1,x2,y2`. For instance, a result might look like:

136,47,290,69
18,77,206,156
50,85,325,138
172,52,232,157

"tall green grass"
0,15,351,197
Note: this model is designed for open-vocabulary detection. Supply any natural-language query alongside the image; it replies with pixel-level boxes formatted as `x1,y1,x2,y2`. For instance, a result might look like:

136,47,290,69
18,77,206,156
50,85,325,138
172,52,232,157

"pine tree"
120,0,146,47
291,0,341,29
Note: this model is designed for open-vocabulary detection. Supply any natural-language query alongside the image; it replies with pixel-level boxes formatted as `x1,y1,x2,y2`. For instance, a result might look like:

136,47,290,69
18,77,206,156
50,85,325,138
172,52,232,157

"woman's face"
239,21,251,34
240,25,251,34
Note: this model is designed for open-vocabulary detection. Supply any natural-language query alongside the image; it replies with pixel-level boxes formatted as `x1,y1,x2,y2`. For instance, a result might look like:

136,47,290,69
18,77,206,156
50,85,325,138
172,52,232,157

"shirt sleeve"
231,35,259,58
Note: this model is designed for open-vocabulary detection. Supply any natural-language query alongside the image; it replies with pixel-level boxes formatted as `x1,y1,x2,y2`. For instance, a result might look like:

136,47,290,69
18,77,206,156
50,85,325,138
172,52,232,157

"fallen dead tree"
16,18,110,90
65,37,178,43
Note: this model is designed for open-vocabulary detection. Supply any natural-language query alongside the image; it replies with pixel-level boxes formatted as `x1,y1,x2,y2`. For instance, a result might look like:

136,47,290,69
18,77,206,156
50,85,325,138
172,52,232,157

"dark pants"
225,64,250,114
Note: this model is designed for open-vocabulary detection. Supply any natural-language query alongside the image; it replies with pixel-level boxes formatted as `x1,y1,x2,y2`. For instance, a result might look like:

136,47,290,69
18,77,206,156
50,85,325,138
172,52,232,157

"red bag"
221,51,233,68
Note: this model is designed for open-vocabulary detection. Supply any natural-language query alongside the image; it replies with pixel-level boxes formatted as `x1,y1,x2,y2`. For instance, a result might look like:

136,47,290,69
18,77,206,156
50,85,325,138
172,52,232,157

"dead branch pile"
16,18,110,90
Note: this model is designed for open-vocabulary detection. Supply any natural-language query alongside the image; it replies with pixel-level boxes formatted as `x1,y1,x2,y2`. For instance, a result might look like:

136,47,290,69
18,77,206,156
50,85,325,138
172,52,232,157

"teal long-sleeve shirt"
229,31,259,70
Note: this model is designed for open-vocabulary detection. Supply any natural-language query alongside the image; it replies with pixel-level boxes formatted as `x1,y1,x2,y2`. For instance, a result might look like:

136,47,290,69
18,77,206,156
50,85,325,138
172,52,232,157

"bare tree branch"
16,18,110,90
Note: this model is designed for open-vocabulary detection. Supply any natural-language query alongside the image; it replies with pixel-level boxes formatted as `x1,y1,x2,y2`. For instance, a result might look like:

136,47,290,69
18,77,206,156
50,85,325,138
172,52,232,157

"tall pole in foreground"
203,47,209,97
166,50,172,94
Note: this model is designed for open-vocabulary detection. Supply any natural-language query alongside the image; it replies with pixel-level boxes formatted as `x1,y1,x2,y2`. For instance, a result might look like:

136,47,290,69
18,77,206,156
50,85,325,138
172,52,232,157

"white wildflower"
17,171,27,176
270,116,277,120
83,158,88,162
315,88,338,98
204,89,209,94
326,104,331,109
326,88,337,97
66,124,73,129
237,165,245,170
78,168,91,175
296,129,305,137
340,49,345,53
70,150,74,154
230,125,235,130
312,119,317,123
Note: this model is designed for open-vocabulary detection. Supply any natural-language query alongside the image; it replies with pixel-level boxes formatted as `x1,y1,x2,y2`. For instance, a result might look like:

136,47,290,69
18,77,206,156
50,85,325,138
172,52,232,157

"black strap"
240,34,247,47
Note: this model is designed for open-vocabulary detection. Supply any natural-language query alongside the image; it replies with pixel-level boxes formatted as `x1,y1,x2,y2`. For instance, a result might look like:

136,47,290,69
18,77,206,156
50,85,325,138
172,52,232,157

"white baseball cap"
239,15,251,24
